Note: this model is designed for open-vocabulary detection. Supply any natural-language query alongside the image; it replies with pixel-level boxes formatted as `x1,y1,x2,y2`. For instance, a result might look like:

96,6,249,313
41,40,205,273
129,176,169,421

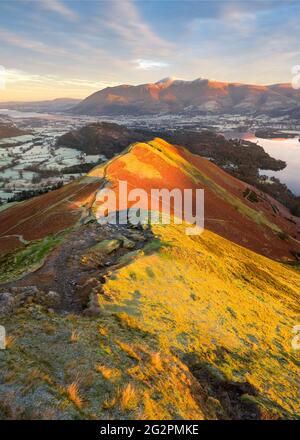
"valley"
1,109,300,207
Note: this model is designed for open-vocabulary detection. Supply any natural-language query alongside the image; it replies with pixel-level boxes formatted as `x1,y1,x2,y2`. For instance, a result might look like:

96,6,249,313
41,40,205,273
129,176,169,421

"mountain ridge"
71,78,300,116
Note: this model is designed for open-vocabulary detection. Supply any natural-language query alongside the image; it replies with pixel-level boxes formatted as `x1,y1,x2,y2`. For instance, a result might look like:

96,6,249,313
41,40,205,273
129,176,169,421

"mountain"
56,122,154,157
0,138,300,419
71,78,300,116
57,122,300,216
0,98,81,113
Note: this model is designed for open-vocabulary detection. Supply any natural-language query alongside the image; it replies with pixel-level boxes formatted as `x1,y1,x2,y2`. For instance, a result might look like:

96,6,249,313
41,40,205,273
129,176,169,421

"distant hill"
56,122,154,157
70,77,300,116
0,98,80,113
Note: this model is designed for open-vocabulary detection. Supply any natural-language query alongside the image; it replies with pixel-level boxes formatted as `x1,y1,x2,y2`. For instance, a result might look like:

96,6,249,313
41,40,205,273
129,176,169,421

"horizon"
0,0,300,102
0,75,296,104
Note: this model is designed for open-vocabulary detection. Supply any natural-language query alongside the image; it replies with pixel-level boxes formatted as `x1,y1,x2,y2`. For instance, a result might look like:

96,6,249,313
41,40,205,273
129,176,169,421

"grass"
0,232,65,283
146,139,281,232
117,341,141,361
70,330,79,343
120,383,138,411
101,222,300,418
4,335,16,349
150,353,163,371
95,365,120,381
1,142,300,419
66,382,83,409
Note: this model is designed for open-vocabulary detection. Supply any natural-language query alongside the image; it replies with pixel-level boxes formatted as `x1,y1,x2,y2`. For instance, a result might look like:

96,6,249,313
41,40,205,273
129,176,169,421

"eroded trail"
2,221,154,314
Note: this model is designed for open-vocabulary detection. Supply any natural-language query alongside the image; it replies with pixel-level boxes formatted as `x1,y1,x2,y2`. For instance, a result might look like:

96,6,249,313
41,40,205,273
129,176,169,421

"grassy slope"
1,223,299,419
0,138,299,419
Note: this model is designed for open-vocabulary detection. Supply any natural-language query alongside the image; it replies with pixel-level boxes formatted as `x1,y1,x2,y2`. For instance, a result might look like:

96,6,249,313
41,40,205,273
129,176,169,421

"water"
244,135,300,196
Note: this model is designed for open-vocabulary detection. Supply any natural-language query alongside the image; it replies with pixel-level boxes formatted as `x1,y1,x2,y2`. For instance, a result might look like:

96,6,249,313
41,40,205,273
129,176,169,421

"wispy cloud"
38,0,78,22
94,0,174,58
135,59,169,71
5,68,117,90
0,28,67,56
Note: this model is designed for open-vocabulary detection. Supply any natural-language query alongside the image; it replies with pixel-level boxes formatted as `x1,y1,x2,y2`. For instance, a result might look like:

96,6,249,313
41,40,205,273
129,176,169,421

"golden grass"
117,340,141,361
116,312,144,331
119,150,162,180
4,335,16,349
102,395,117,410
66,382,83,409
101,222,300,417
120,383,138,411
70,330,79,343
150,352,163,371
95,364,120,381
98,326,108,337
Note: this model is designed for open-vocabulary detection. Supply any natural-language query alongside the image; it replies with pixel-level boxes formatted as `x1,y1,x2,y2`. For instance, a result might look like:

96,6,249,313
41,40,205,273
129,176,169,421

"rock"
11,286,39,296
0,292,14,314
93,239,121,254
129,232,146,242
43,291,61,308
121,237,135,249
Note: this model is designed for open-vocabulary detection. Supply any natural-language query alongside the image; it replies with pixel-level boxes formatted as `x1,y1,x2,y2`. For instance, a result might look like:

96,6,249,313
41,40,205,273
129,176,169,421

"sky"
0,0,300,101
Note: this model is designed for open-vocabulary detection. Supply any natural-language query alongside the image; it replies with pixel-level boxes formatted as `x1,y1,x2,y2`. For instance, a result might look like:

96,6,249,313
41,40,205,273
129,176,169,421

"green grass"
0,233,65,283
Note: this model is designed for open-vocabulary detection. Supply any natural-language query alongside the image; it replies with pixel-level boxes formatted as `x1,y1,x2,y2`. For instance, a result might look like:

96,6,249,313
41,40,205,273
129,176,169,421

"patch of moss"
0,233,65,283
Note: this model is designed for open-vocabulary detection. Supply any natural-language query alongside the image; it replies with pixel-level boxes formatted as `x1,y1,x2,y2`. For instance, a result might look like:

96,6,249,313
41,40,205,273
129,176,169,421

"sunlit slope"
0,175,102,256
97,222,300,418
1,222,299,419
89,138,300,261
1,137,299,261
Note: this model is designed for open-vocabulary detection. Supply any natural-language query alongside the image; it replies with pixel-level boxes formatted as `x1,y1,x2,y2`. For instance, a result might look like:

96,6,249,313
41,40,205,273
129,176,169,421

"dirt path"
4,221,153,314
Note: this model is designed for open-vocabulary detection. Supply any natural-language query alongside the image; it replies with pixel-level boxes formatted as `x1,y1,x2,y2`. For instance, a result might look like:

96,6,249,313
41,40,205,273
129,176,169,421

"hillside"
71,78,300,116
57,123,300,217
0,138,299,419
0,98,80,113
0,123,30,139
56,122,153,157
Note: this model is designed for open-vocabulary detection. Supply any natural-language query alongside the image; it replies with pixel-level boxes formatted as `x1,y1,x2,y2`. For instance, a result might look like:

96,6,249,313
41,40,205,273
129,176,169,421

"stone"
122,237,135,249
43,291,61,308
0,292,14,314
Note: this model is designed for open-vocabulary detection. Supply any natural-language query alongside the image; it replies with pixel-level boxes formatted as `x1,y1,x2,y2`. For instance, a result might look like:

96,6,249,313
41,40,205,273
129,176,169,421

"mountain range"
0,137,300,419
71,77,300,116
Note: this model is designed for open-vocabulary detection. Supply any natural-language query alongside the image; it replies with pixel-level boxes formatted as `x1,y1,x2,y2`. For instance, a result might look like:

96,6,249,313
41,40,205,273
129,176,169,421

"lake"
243,134,300,196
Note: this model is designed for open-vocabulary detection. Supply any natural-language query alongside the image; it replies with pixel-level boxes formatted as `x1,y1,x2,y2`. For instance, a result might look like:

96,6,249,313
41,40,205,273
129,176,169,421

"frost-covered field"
0,112,105,202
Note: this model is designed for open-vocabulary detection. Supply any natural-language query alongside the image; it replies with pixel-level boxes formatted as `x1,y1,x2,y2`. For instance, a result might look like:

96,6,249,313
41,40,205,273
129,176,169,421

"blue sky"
0,0,300,100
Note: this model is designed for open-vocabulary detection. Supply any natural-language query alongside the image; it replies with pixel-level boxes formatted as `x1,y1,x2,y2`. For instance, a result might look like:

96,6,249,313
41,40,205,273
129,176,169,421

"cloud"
38,0,78,22
0,28,68,56
220,4,257,36
94,0,174,57
135,59,169,71
5,68,117,90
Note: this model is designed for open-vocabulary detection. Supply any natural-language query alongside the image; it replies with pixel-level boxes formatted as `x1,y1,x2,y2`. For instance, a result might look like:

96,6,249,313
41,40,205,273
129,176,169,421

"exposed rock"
0,292,14,314
121,237,135,249
42,291,61,308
